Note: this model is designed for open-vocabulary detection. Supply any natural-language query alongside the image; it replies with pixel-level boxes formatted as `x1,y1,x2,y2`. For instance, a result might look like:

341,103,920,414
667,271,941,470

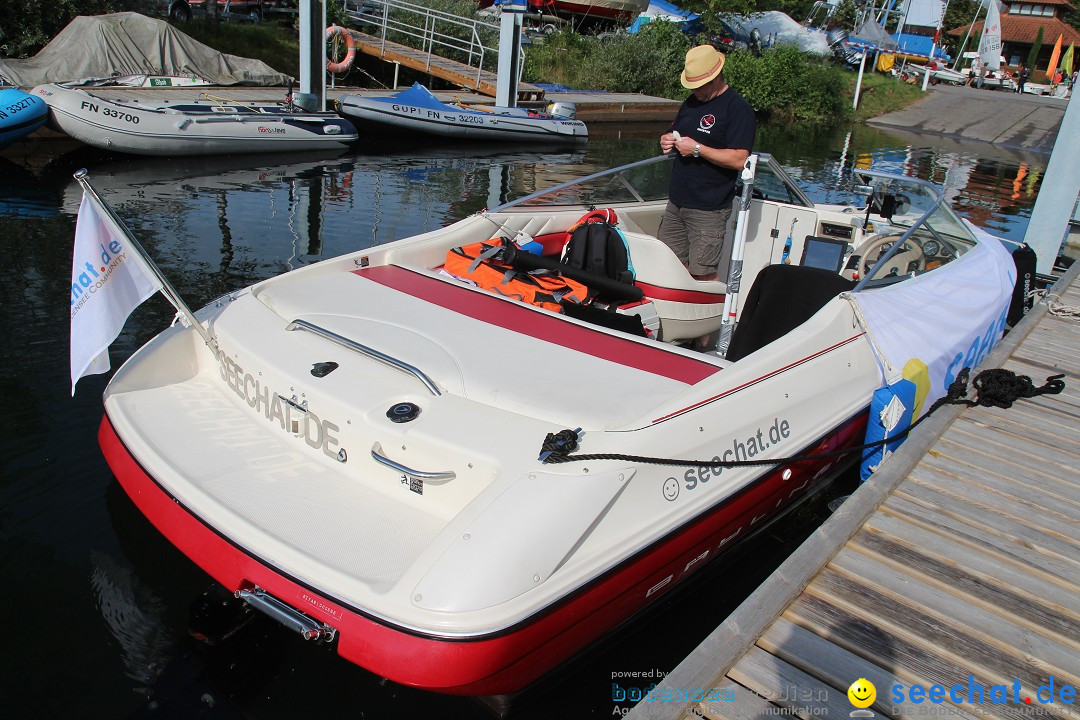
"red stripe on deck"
353,265,719,385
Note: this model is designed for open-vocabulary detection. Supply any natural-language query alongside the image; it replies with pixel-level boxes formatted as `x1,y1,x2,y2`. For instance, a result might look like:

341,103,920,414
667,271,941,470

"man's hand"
659,131,679,154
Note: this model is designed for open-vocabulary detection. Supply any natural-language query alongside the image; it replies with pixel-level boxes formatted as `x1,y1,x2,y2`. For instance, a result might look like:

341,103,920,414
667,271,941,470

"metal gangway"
339,0,545,100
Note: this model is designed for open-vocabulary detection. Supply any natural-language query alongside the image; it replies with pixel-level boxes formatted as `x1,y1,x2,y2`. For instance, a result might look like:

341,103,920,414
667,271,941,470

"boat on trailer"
33,82,358,156
97,152,1015,696
338,83,587,144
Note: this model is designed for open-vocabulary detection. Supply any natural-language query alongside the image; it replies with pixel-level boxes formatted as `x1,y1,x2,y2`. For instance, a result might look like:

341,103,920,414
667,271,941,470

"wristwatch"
692,143,701,158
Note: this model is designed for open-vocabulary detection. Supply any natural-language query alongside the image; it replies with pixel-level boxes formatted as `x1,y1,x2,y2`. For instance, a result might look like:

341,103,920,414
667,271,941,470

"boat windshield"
854,171,980,288
495,152,812,211
499,155,674,210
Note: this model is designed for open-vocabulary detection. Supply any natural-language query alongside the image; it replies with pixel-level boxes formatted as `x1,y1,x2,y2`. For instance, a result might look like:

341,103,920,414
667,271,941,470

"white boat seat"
620,231,728,343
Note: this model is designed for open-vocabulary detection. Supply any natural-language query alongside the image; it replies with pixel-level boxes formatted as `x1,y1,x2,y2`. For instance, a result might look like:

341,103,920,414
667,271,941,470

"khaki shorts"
657,202,731,276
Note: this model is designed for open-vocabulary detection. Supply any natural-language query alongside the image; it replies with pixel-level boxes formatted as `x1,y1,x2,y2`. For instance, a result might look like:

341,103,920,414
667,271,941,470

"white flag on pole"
70,190,162,395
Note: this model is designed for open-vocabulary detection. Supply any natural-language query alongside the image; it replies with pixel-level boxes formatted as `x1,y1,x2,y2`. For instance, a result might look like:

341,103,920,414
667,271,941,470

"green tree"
0,0,127,57
940,0,979,56
1063,6,1080,34
831,0,858,31
1028,25,1044,70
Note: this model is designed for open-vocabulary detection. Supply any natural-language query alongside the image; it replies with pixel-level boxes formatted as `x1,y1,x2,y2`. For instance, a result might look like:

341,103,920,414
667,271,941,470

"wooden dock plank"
881,494,1080,586
897,477,1080,563
832,545,1080,678
949,406,1080,462
959,402,1080,450
918,447,1080,524
928,436,1080,508
697,680,782,720
862,512,1080,618
803,568,1069,698
784,591,1030,720
725,646,853,719
757,618,982,720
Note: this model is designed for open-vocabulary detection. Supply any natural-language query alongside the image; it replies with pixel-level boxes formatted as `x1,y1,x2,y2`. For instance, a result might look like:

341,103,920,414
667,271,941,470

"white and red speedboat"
98,153,1015,696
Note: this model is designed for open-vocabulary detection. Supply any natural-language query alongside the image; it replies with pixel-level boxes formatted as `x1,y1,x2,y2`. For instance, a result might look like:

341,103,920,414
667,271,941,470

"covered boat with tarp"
0,12,291,87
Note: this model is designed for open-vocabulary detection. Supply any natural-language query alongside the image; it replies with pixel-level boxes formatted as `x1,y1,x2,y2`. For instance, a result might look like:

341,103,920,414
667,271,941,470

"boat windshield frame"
853,169,980,291
491,152,814,212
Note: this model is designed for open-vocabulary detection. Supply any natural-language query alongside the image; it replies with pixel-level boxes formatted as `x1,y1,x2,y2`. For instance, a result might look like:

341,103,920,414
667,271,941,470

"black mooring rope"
538,368,1065,467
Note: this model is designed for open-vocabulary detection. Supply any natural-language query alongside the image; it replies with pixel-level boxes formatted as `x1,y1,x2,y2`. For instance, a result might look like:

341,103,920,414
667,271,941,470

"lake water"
0,122,1049,719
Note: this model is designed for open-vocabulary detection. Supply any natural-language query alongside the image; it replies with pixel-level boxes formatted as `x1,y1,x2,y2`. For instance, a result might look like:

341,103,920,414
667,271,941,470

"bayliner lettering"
681,417,791,491
216,353,342,460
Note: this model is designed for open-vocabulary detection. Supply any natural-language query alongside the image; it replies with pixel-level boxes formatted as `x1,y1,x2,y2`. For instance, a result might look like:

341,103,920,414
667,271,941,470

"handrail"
342,0,520,89
371,442,456,484
286,318,441,396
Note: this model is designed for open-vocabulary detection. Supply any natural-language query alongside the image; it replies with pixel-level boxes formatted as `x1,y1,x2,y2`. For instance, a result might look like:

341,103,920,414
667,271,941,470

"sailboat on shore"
979,0,1003,72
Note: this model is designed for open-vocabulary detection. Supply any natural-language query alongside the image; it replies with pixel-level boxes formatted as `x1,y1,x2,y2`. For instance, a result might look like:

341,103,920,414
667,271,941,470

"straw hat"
681,45,726,89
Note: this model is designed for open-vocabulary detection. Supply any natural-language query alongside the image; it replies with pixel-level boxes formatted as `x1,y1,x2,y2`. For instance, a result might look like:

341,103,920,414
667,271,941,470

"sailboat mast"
952,0,985,69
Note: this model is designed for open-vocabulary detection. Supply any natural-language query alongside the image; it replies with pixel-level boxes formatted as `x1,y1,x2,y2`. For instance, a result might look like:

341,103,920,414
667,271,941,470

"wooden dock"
346,29,545,102
627,263,1080,720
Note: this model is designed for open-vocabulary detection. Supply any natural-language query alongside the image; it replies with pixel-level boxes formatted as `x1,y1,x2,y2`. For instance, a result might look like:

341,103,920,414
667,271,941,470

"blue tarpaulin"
628,0,700,34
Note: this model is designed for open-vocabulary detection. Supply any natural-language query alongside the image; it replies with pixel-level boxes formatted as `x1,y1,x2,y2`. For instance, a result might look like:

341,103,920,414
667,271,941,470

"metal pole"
1024,92,1080,274
74,169,215,349
717,154,759,357
496,0,526,107
950,1,984,69
298,0,326,112
854,51,868,109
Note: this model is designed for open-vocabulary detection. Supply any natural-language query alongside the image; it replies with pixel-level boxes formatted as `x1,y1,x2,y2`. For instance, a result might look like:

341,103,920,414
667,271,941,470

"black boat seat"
726,264,856,362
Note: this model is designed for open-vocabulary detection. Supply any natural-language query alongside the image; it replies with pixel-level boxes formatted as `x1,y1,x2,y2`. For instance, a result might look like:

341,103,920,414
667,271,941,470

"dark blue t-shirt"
668,87,756,210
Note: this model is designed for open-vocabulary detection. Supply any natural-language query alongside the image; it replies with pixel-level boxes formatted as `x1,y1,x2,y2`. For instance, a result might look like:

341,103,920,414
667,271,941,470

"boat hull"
338,92,587,144
0,88,49,150
32,83,358,156
101,410,865,694
532,0,648,22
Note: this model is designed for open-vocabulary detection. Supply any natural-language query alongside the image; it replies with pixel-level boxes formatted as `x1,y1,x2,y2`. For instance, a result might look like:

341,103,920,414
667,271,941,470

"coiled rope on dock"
1032,288,1080,319
538,367,1065,467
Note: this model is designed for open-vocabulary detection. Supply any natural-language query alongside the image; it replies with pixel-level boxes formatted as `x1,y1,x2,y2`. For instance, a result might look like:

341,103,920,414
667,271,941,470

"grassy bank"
850,73,926,121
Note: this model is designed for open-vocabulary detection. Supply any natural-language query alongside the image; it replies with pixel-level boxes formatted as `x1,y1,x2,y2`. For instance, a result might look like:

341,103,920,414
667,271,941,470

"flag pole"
74,169,216,349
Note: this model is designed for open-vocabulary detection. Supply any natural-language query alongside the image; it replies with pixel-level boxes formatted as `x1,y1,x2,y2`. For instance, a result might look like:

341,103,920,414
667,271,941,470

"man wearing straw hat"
659,44,756,299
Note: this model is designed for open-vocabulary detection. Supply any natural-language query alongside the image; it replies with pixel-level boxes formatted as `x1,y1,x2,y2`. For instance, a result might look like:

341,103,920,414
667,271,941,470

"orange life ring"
326,26,356,74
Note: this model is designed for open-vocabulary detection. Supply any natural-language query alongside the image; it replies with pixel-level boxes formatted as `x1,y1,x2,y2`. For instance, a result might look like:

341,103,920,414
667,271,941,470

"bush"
724,44,850,124
524,22,691,96
526,30,853,125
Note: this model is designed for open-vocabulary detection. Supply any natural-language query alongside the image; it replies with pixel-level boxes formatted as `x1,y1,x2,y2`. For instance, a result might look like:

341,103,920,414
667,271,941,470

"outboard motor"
826,27,849,48
547,101,577,119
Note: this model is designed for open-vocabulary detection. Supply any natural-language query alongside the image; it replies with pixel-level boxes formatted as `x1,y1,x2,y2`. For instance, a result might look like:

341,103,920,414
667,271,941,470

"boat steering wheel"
858,233,927,278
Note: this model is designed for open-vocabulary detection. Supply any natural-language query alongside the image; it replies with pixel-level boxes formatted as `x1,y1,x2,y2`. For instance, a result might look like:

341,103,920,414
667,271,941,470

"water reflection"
0,123,1051,719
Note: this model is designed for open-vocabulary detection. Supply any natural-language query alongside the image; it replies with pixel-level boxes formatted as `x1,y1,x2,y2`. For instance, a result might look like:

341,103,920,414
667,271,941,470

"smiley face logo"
662,477,680,501
848,678,876,709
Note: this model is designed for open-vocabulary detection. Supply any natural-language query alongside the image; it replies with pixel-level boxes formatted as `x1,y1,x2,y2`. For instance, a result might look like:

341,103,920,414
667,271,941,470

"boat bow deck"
254,264,723,429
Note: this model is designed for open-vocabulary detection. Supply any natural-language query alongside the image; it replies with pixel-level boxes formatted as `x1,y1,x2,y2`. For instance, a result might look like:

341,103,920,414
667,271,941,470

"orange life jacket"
444,238,589,313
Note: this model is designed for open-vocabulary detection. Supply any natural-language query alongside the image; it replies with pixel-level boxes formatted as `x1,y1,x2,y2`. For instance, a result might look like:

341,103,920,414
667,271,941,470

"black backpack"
562,220,635,287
